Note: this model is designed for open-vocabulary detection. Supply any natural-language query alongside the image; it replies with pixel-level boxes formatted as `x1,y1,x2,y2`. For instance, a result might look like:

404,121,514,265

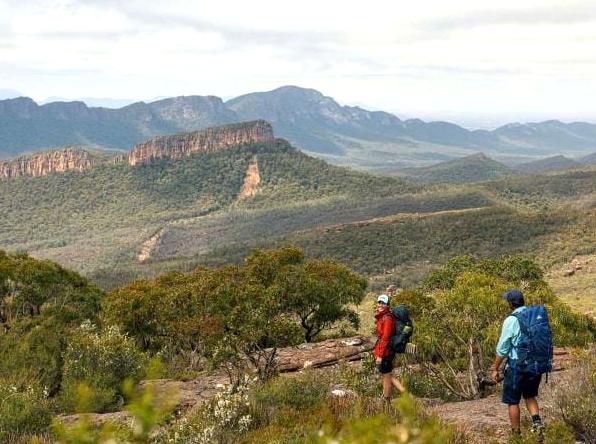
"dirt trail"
137,228,165,263
302,206,490,234
238,156,260,200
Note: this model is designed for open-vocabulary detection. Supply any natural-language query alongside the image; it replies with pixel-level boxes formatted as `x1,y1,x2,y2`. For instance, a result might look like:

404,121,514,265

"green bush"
317,393,467,444
0,251,103,394
334,356,380,398
252,371,328,415
410,256,595,401
61,321,146,413
0,378,52,440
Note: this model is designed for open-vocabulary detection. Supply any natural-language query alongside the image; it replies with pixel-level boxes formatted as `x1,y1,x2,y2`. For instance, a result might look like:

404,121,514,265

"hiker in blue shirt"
490,289,545,437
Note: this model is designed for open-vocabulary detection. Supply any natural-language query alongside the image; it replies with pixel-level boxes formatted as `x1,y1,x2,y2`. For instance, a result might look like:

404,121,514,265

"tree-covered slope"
0,139,418,277
516,155,581,173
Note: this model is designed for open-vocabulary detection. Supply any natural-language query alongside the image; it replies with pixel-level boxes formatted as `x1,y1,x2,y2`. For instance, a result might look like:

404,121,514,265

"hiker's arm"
491,316,516,380
490,355,505,381
495,316,516,358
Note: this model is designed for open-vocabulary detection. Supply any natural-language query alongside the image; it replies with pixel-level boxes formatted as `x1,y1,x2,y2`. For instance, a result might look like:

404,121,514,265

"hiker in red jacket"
374,294,406,402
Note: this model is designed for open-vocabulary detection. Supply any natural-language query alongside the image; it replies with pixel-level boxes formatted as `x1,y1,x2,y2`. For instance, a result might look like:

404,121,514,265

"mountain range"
2,86,596,169
391,152,596,184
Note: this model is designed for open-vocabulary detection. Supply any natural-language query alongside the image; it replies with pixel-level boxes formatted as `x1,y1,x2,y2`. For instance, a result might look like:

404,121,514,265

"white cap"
377,294,389,305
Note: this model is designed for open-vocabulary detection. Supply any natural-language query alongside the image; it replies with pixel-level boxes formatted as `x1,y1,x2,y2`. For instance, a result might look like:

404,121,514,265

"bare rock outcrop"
0,147,95,178
127,120,274,166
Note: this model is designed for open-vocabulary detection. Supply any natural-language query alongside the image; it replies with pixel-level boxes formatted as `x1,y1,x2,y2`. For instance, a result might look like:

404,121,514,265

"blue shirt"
496,306,527,360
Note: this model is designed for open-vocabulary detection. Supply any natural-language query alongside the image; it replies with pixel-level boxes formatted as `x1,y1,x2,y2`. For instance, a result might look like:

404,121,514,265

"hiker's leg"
525,397,539,416
383,373,393,398
391,376,405,393
508,404,521,430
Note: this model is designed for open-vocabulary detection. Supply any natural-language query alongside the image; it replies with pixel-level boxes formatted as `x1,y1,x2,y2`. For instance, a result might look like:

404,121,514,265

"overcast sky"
1,0,595,127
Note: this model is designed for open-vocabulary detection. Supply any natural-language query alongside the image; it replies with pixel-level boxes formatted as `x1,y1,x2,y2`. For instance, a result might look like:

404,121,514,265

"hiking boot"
531,420,545,443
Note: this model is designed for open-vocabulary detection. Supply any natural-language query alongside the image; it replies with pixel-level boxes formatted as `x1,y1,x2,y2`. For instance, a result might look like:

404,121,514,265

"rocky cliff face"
127,120,274,166
0,147,95,178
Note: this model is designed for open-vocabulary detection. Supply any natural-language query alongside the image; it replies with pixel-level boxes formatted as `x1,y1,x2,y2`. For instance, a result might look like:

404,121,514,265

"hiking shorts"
502,367,542,405
378,353,395,374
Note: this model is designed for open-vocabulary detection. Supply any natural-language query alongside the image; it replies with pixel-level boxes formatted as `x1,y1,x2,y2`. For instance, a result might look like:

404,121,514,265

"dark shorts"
502,367,542,405
378,354,395,374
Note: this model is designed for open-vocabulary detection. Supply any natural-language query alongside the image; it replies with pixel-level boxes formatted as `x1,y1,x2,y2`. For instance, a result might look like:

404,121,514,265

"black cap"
502,289,524,306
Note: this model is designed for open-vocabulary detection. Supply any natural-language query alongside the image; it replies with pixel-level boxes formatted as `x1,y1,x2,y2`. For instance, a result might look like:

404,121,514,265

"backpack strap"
511,311,528,336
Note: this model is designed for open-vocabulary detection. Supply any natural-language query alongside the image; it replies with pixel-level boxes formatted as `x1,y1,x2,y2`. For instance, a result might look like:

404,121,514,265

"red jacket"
374,308,395,358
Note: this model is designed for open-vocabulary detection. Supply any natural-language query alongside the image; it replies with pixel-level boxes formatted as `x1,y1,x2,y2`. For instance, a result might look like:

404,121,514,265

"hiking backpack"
512,305,553,376
389,304,414,353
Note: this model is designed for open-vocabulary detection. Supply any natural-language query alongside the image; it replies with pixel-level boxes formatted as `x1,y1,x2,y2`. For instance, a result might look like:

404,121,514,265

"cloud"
425,3,596,32
0,0,595,121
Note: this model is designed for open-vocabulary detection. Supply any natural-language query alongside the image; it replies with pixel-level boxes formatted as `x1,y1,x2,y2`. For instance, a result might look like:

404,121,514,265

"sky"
1,0,595,128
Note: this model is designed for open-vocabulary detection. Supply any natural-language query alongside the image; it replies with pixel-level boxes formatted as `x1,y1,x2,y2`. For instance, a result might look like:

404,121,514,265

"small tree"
277,259,367,342
200,265,300,382
417,272,508,400
414,255,596,401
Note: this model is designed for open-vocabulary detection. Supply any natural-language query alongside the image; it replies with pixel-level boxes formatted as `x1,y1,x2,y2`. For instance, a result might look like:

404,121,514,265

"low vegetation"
1,246,594,443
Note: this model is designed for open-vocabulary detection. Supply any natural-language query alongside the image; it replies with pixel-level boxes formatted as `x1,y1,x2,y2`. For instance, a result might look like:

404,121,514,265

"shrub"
412,256,596,401
335,356,379,398
61,321,146,413
154,376,254,444
0,378,52,440
53,368,176,444
252,370,328,420
557,349,596,444
508,421,576,444
317,393,467,444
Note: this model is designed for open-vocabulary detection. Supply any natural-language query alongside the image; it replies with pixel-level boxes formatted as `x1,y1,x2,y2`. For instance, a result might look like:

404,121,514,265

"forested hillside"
1,127,594,291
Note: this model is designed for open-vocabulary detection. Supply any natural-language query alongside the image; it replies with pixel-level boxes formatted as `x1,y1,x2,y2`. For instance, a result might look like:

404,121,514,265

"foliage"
0,250,103,394
252,370,328,418
416,272,508,400
61,322,147,413
0,250,102,329
247,248,367,342
317,393,466,444
410,256,595,401
154,376,254,444
556,349,596,444
508,421,576,444
52,373,176,444
0,378,52,441
421,255,544,292
103,247,365,381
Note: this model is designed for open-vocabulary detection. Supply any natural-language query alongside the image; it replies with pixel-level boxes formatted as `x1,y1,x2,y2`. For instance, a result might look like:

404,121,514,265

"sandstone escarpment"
0,147,95,178
127,120,274,166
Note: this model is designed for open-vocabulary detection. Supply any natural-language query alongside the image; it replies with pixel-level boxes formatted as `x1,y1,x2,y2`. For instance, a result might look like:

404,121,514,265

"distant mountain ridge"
393,153,517,184
516,155,581,173
2,86,596,169
579,152,596,165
